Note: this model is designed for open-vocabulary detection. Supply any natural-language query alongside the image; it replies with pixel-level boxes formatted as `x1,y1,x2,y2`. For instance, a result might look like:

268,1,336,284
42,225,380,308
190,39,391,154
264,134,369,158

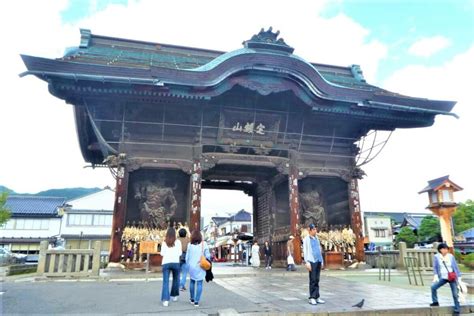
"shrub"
454,250,462,262
462,253,474,269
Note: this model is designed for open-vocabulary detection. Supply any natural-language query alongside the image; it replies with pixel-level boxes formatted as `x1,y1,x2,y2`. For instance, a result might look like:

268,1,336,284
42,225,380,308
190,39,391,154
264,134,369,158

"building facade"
0,196,66,254
364,215,393,248
61,188,115,251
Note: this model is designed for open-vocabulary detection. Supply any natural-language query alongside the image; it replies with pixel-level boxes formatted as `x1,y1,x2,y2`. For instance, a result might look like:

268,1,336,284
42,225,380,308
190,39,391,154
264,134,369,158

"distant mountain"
0,186,102,200
35,188,102,200
0,186,15,194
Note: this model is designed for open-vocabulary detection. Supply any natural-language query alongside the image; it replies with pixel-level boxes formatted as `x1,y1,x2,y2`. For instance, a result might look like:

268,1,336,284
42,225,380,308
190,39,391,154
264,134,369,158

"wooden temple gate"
21,28,456,266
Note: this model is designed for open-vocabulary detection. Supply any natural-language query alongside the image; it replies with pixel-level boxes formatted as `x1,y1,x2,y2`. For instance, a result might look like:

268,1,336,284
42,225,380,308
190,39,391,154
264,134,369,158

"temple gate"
21,28,456,265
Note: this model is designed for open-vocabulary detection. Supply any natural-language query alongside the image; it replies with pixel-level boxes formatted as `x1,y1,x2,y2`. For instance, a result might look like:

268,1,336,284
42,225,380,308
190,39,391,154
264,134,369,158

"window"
68,214,112,226
16,219,25,230
24,220,34,230
0,219,15,230
5,219,50,230
41,219,49,230
68,214,93,226
431,191,438,203
93,214,112,226
442,190,451,202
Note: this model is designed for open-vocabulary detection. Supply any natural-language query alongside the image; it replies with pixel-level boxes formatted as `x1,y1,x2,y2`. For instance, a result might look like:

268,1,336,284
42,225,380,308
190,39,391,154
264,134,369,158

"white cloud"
408,36,451,57
0,0,389,195
359,45,474,212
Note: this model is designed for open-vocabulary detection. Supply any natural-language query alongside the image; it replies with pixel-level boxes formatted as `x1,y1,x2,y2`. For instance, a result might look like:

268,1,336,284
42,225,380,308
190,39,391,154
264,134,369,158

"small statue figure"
299,183,327,229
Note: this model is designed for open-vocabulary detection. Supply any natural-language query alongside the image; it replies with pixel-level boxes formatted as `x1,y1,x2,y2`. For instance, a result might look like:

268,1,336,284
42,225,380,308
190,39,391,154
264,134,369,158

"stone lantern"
419,175,463,248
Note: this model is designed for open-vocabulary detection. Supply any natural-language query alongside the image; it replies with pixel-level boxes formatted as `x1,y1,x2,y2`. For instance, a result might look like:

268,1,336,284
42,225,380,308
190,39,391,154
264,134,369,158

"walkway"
2,264,472,315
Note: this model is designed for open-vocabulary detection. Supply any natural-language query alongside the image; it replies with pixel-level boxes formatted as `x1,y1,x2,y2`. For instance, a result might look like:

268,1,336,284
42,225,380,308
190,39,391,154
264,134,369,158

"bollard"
37,240,49,274
91,241,101,275
398,242,407,268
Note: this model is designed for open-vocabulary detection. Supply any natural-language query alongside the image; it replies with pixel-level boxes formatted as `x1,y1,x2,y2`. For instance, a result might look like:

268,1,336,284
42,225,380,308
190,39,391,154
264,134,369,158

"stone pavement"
1,264,473,315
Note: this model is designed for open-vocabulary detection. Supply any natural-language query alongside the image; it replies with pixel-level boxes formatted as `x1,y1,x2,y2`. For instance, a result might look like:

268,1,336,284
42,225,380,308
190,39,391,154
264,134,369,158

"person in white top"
160,227,182,307
251,240,260,268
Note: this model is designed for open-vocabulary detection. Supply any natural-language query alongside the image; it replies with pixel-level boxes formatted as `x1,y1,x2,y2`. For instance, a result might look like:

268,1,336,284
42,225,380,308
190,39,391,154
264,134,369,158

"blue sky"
323,0,474,82
59,0,474,84
1,0,473,216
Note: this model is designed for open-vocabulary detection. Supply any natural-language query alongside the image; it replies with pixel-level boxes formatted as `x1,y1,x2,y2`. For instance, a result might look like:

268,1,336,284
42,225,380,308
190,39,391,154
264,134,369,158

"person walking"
430,243,462,315
178,228,190,291
186,230,210,307
160,227,182,307
250,240,260,268
287,235,296,271
264,241,272,269
303,223,325,306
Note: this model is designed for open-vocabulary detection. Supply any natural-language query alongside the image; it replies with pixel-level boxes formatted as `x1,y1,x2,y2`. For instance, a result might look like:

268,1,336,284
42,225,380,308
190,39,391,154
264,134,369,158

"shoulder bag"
442,260,457,282
199,242,211,271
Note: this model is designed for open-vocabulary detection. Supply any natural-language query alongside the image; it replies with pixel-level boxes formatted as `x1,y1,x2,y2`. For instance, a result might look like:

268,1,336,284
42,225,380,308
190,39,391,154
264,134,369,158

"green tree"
453,200,474,234
0,192,11,225
418,215,441,242
395,227,418,248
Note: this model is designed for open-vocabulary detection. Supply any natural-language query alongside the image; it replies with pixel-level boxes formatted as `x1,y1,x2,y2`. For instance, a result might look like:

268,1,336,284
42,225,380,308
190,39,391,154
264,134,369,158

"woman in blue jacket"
430,243,462,315
185,230,210,307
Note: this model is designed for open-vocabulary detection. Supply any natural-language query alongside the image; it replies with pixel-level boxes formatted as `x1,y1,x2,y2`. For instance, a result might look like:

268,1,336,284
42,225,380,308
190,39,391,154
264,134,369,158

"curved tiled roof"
5,195,66,217
60,31,371,91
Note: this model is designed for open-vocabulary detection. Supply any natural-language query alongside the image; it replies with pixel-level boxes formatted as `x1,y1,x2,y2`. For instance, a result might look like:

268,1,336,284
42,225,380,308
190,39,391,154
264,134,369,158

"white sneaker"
162,301,169,307
171,296,178,302
309,298,317,305
269,266,272,269
316,298,325,304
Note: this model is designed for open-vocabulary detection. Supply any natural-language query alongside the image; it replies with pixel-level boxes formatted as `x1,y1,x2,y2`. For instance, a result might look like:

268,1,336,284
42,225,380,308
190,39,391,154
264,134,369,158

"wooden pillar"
289,165,302,264
348,178,365,262
190,160,202,231
109,164,129,263
431,207,456,248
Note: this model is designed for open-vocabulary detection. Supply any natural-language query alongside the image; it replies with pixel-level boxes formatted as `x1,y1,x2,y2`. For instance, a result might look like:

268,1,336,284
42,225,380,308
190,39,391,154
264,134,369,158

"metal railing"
377,255,392,281
404,256,424,286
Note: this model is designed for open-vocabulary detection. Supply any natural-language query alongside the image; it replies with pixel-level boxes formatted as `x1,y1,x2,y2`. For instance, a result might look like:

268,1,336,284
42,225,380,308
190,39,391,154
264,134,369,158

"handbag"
287,255,295,265
457,281,467,303
199,242,211,271
442,261,457,282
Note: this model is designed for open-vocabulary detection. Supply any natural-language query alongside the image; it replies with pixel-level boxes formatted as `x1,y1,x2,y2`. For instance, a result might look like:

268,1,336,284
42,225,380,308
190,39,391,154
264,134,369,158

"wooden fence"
364,242,439,270
37,240,101,277
399,242,438,270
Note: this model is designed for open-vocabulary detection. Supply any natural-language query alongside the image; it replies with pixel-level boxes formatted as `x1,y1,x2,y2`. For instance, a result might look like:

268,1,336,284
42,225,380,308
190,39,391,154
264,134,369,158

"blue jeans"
162,263,180,302
180,262,189,289
190,279,203,303
431,278,460,313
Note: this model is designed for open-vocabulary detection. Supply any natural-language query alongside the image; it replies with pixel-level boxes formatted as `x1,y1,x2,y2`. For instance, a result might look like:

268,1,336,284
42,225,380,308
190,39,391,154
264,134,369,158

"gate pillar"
190,160,202,231
289,165,302,264
349,178,365,262
109,162,129,263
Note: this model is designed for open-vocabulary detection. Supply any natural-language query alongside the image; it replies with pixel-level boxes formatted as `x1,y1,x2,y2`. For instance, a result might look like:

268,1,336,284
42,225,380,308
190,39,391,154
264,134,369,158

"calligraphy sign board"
218,109,281,148
140,241,160,254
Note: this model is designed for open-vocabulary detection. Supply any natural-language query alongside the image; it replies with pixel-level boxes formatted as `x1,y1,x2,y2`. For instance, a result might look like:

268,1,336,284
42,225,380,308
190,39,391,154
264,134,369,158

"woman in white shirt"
251,240,260,268
160,227,182,307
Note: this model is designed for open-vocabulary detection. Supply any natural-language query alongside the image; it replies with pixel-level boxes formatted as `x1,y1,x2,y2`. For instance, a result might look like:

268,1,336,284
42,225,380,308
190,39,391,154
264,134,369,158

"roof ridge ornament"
243,27,294,54
80,29,91,48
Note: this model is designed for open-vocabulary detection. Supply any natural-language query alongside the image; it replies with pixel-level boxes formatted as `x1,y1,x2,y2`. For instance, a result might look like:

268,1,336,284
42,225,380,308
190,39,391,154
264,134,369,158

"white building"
364,215,393,249
61,188,114,252
215,209,252,236
0,196,66,254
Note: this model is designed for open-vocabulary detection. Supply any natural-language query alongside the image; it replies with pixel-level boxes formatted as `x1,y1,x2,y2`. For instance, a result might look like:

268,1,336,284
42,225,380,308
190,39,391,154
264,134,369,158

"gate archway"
21,27,457,265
